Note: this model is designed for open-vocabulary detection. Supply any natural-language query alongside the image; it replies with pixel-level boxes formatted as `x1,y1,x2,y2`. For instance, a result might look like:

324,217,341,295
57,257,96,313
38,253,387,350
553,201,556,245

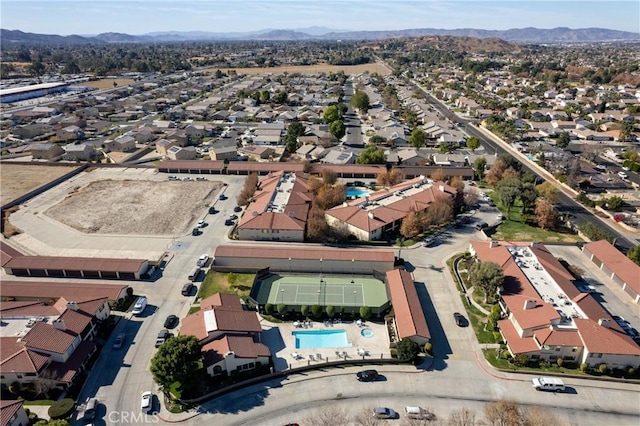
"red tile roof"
46,340,95,383
0,400,24,426
158,160,225,171
202,335,270,367
4,256,147,273
497,319,540,354
0,280,128,302
214,245,395,263
19,322,76,355
574,319,640,355
0,337,49,374
0,241,24,267
227,162,305,173
386,269,430,341
533,327,583,347
584,240,640,295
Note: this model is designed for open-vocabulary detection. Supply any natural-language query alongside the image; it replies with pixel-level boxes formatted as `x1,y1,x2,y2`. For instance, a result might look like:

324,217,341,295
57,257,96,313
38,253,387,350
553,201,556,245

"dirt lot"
45,179,223,235
0,164,78,204
83,79,136,90
211,63,391,76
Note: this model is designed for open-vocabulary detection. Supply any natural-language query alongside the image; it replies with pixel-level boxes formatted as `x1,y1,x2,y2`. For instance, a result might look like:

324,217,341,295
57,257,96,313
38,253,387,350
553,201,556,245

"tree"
474,157,487,181
448,408,476,426
469,261,504,303
300,305,309,317
519,184,538,215
604,195,624,210
484,399,522,426
329,120,346,140
311,305,323,319
430,168,446,182
323,105,340,123
322,169,338,185
556,131,571,149
351,90,370,112
627,245,640,266
325,305,336,318
285,121,305,152
536,181,559,203
400,210,421,238
486,159,518,187
396,338,420,361
376,168,403,187
306,207,330,240
359,306,372,320
497,177,521,219
409,128,426,148
466,136,481,151
357,144,386,164
535,199,556,230
277,303,287,315
150,335,202,393
425,196,454,227
368,134,386,145
264,303,274,315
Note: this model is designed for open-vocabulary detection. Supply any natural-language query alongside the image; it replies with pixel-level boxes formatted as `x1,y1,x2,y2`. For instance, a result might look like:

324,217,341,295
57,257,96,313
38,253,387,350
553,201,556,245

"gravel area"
45,179,222,235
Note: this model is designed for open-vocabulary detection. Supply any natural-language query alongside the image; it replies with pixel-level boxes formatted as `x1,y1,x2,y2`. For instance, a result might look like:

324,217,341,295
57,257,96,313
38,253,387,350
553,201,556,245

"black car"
164,315,178,329
181,283,194,296
218,194,227,200
155,329,171,347
208,207,218,214
454,312,466,327
191,228,202,236
356,369,379,382
233,206,242,212
224,219,234,226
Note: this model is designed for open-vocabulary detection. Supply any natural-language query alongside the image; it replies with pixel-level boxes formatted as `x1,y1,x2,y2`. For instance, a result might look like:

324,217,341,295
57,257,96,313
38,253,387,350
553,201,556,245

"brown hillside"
367,35,520,54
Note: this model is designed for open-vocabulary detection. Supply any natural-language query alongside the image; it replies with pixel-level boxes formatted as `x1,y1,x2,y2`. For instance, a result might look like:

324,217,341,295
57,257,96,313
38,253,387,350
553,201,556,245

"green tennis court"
254,274,388,308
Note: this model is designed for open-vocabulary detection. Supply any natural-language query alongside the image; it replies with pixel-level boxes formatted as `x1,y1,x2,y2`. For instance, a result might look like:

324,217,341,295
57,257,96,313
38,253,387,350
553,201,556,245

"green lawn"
488,193,582,243
197,271,255,300
461,295,502,344
483,349,589,376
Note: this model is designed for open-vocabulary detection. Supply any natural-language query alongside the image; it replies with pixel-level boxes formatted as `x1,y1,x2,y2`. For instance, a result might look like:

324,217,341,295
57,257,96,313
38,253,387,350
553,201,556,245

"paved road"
412,85,638,251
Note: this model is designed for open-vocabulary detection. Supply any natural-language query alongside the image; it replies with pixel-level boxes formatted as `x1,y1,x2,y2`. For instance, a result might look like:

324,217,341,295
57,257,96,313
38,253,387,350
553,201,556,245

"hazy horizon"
2,0,639,36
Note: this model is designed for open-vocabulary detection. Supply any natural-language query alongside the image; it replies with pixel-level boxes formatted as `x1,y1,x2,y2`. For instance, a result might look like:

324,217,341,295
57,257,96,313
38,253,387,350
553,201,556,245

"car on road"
140,391,153,413
453,312,466,327
532,376,565,392
228,213,238,220
224,219,235,226
595,164,607,171
356,369,379,381
181,282,195,296
233,206,242,212
113,333,125,349
164,315,178,329
131,296,147,316
618,171,628,179
191,228,202,236
197,254,209,267
373,407,397,419
405,406,436,421
218,194,227,200
155,329,171,347
196,220,207,228
208,206,218,214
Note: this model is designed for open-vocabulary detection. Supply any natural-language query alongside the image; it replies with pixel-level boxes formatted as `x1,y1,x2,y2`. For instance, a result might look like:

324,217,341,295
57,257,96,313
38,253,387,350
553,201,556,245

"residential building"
30,143,64,160
469,240,640,369
0,400,29,426
209,145,238,161
386,269,431,345
105,136,135,152
166,145,197,161
62,143,95,161
325,176,456,241
582,240,640,304
237,171,312,242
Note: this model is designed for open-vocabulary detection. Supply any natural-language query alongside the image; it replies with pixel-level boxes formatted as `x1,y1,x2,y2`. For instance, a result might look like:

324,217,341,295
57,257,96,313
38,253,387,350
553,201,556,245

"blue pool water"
293,329,350,349
525,154,535,160
361,328,374,338
346,187,370,198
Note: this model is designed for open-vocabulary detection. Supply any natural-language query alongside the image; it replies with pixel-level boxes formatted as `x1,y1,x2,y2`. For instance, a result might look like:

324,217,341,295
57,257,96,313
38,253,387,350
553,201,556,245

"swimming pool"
346,187,370,198
293,329,350,349
361,328,374,338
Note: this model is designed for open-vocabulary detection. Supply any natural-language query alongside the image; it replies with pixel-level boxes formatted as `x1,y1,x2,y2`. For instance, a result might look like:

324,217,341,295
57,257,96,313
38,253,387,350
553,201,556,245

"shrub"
512,354,529,367
539,360,551,369
390,348,398,358
48,398,75,420
359,306,372,320
300,305,309,317
556,357,564,367
627,367,635,377
264,303,274,315
325,305,335,318
396,338,420,361
423,342,433,355
227,272,237,284
580,363,588,372
276,303,286,315
311,305,323,319
598,363,608,374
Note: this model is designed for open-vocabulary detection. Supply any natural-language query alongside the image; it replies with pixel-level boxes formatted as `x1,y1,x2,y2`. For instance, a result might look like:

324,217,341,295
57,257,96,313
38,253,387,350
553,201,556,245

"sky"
2,0,639,35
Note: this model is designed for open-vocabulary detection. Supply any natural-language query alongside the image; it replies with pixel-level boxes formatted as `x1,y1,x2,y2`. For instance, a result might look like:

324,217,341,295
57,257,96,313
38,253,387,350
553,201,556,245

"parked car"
618,171,628,179
218,194,227,200
224,219,234,226
196,177,207,181
532,377,565,392
373,407,397,419
181,283,194,296
595,164,607,171
140,391,153,413
197,254,209,267
453,312,466,327
356,369,379,382
155,329,171,347
164,315,178,329
208,206,218,214
404,406,436,421
228,214,238,220
191,228,202,236
196,220,207,228
233,206,242,212
113,333,125,349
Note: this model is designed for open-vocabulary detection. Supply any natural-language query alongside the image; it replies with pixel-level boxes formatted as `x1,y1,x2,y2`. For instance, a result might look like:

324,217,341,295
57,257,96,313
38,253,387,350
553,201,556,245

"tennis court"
254,274,388,308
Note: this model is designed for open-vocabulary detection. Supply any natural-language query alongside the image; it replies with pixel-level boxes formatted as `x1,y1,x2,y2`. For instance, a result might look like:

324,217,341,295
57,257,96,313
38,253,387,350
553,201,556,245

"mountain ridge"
1,26,638,46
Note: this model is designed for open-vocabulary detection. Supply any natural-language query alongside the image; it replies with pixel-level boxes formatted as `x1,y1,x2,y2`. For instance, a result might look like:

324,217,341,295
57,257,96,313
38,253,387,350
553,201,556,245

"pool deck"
259,317,391,372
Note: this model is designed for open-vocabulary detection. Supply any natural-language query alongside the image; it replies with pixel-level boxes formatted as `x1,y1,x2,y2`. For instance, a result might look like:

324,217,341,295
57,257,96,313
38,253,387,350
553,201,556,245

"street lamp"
317,289,321,305
280,288,285,304
288,257,292,274
353,290,357,306
351,259,355,283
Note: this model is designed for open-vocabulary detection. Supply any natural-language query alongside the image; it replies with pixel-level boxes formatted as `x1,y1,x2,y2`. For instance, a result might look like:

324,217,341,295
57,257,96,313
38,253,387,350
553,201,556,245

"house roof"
202,335,270,367
0,280,128,302
46,340,95,383
0,337,50,374
0,400,25,426
497,319,541,354
386,269,430,341
584,240,640,295
3,256,146,273
213,244,395,263
19,322,76,354
0,241,24,267
574,319,640,355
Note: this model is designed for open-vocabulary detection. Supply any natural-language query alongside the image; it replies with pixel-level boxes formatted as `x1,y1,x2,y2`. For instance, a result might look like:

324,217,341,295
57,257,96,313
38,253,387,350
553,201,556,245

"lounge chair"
316,353,322,360
309,354,316,361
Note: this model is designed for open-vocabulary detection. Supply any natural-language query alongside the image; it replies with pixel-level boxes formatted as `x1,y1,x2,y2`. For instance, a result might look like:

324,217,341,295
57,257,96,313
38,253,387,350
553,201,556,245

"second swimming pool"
293,329,350,349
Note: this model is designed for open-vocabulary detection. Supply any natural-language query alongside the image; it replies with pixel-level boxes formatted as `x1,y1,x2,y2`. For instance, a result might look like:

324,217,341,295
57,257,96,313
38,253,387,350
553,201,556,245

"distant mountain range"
1,26,638,46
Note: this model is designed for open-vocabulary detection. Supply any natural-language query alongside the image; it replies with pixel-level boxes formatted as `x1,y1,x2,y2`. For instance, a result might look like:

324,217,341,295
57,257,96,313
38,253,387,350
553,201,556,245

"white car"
622,166,630,171
197,254,209,267
196,220,206,228
618,171,628,179
141,391,153,414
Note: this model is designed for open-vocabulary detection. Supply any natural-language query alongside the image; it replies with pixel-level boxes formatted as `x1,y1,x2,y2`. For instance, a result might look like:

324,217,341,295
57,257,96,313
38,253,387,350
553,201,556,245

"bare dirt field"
45,179,223,235
0,164,78,204
83,79,136,90
210,63,392,76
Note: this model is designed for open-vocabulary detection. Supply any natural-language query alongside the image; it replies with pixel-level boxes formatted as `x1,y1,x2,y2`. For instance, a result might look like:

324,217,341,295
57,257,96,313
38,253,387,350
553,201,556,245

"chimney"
489,240,498,248
66,301,78,311
53,319,66,331
530,241,541,249
367,212,375,219
342,202,348,207
438,185,445,192
523,300,537,310
598,318,611,328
